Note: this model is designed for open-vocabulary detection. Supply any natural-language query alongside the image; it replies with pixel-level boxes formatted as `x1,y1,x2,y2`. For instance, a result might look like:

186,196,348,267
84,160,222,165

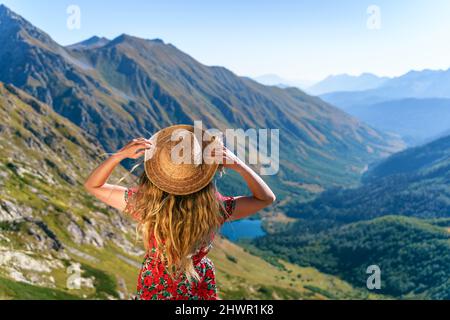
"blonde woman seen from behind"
84,125,276,300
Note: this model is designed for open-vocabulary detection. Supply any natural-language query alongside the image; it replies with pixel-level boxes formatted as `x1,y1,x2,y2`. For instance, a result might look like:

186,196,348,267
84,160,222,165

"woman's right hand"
114,138,152,160
221,147,245,171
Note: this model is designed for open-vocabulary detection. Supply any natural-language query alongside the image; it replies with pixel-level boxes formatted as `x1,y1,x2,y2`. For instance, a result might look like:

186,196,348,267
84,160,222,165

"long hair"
125,172,223,280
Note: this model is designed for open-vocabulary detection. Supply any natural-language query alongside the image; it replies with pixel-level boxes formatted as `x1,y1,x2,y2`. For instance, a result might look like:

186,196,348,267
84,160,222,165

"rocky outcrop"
0,249,63,287
0,199,32,222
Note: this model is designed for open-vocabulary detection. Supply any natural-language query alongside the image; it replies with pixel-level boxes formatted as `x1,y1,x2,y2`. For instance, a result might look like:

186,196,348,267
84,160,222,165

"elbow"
83,180,94,193
263,193,277,206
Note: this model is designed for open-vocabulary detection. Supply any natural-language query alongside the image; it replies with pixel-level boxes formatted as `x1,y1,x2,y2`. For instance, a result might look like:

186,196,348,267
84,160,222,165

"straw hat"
144,125,221,195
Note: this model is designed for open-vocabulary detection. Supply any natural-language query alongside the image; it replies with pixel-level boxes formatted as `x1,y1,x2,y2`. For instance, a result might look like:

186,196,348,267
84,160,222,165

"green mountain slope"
0,4,404,200
255,216,450,299
209,237,382,300
288,134,450,225
364,134,450,180
0,82,144,299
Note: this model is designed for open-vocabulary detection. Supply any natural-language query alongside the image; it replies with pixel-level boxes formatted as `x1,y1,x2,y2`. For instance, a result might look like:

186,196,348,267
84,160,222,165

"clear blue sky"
2,0,450,82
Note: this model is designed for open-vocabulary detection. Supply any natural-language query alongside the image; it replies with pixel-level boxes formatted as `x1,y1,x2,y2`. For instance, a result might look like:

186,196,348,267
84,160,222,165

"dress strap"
216,192,236,221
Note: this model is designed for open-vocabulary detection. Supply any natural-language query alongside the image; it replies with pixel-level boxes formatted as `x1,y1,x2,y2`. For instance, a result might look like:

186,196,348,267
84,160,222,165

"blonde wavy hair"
125,172,224,280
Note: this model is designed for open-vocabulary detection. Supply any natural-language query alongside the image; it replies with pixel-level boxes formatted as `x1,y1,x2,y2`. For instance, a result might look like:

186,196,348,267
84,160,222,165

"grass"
81,264,119,299
0,277,80,300
209,237,379,300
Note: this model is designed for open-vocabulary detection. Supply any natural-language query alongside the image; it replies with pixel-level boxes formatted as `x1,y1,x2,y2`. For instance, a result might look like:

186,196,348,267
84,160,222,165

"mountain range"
308,73,389,96
320,69,450,144
252,74,313,90
322,68,450,106
0,4,404,200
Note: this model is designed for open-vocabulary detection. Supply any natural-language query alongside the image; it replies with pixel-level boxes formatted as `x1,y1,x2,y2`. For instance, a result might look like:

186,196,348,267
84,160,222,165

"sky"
2,0,450,83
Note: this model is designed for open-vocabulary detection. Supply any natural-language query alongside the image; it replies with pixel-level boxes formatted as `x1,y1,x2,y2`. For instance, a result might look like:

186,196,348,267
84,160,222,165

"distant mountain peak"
67,35,110,50
0,4,26,23
0,3,12,15
113,33,139,42
309,72,389,95
0,4,56,48
86,35,106,42
149,38,165,44
253,74,313,90
108,33,165,47
106,33,142,47
323,73,383,80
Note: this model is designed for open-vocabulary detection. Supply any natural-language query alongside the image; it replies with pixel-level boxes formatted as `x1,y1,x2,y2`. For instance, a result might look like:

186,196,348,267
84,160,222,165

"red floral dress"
124,188,235,300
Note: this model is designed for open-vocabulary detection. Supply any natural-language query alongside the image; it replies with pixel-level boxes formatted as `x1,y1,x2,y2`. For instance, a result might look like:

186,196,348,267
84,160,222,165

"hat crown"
144,125,220,195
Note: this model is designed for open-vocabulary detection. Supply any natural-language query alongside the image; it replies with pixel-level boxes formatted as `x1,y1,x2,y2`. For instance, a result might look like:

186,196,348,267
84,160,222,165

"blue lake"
220,219,266,241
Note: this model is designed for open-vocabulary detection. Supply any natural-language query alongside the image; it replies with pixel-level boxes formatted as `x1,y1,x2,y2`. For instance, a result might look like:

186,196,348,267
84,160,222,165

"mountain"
322,68,450,108
253,74,313,90
0,82,373,300
342,98,450,145
253,74,291,88
67,36,110,51
255,216,450,299
320,69,450,144
0,4,404,200
364,133,450,180
426,128,450,144
286,134,450,227
375,69,450,99
308,73,389,95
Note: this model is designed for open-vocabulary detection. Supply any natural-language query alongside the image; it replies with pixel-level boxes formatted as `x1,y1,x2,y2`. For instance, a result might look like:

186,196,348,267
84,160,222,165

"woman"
84,125,276,300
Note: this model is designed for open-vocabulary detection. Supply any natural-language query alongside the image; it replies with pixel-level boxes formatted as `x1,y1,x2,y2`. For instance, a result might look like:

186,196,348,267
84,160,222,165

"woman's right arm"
84,138,151,211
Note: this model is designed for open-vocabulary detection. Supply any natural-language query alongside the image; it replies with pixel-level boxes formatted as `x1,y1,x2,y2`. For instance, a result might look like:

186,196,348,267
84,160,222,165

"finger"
126,140,140,147
133,150,146,159
133,142,152,149
133,141,151,146
129,141,151,149
131,137,146,144
134,144,152,152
